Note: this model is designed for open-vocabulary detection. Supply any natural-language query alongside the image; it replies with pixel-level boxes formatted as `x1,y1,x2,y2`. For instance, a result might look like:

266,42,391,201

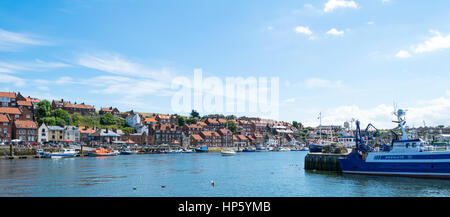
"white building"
126,112,141,128
38,124,48,143
64,126,80,142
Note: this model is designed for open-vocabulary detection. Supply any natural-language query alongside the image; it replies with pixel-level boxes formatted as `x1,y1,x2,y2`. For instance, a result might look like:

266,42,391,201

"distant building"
48,126,65,143
0,114,12,142
52,99,95,115
0,92,17,107
14,120,37,142
64,126,80,142
38,124,49,143
99,107,120,116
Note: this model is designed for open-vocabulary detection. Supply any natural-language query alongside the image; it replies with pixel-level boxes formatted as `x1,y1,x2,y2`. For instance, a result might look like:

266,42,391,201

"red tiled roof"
157,115,170,119
237,135,248,141
191,134,203,141
0,107,21,115
0,115,9,123
25,97,40,103
197,122,207,126
100,107,113,112
14,120,37,129
17,101,32,106
79,127,96,134
218,119,227,123
0,92,16,98
73,104,94,109
206,119,219,124
145,118,157,123
186,124,201,129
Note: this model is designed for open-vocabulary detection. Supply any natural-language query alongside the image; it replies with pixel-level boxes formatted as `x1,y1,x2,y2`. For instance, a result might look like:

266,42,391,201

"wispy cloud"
324,0,358,13
396,30,450,58
395,50,411,58
326,28,345,36
294,26,312,35
0,59,71,73
0,29,48,51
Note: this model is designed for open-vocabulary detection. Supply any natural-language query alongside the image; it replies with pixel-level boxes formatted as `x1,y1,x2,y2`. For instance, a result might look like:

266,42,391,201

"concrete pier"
304,152,349,171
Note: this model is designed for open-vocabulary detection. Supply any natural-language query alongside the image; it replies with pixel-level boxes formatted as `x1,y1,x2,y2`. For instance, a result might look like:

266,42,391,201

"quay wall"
304,152,349,172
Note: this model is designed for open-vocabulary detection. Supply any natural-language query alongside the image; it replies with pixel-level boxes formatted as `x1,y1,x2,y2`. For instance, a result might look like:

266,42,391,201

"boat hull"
88,152,119,157
339,152,450,179
120,151,137,155
308,144,323,153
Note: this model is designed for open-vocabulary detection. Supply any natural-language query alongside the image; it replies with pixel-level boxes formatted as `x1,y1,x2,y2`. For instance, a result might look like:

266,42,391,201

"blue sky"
1,0,450,128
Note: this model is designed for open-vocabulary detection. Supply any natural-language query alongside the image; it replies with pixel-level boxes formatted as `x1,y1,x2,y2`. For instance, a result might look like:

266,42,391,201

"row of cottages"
99,107,120,116
51,99,95,116
37,124,81,143
0,92,38,143
148,124,182,146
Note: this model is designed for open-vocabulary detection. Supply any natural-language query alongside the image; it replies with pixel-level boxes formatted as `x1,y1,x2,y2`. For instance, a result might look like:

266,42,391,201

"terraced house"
149,124,182,145
0,114,11,143
14,120,37,142
52,99,95,115
0,92,17,107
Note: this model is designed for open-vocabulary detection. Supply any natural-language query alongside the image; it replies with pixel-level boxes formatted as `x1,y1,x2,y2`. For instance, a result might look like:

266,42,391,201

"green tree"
177,116,186,127
55,117,66,127
186,117,197,125
71,112,83,126
36,100,51,118
100,113,116,125
190,109,200,118
292,121,298,128
41,117,56,126
226,120,237,134
53,109,71,126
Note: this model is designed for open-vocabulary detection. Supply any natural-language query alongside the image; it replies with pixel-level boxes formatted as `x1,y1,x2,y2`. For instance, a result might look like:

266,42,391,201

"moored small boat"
88,148,119,157
163,149,183,154
45,149,78,158
221,149,236,156
195,146,209,152
182,148,195,153
242,147,256,152
120,149,138,155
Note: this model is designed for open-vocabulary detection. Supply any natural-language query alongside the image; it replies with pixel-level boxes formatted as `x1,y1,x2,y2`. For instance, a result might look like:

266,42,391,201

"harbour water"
1,151,450,197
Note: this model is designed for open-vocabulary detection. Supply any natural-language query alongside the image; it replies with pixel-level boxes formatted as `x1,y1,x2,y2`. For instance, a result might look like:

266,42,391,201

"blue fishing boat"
120,149,138,155
195,146,209,152
242,147,256,152
339,109,450,179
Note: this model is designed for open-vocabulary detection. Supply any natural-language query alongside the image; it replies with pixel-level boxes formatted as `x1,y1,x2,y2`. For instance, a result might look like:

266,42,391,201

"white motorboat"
221,149,236,156
45,149,78,158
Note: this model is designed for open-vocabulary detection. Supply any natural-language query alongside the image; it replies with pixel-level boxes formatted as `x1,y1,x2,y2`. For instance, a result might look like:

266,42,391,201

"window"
26,115,30,119
406,143,410,148
15,115,19,119
412,143,416,148
2,123,7,126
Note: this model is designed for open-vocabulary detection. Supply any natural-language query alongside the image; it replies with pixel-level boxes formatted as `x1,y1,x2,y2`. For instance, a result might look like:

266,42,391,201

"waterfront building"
235,135,248,147
149,124,182,145
38,124,49,143
79,126,96,145
64,126,80,143
0,114,11,142
264,135,279,147
190,134,204,146
125,111,141,128
17,100,33,120
99,107,120,116
48,126,65,143
121,131,148,146
13,120,37,142
183,124,202,135
199,131,222,147
0,107,22,121
250,120,270,135
249,133,264,146
237,120,251,136
205,118,221,131
217,128,233,147
0,92,17,107
90,129,121,144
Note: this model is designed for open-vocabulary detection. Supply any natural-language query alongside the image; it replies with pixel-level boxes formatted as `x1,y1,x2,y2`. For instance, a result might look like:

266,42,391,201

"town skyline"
1,0,450,128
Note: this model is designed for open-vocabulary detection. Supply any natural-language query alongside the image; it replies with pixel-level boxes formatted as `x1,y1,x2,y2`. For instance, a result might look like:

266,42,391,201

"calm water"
1,151,450,197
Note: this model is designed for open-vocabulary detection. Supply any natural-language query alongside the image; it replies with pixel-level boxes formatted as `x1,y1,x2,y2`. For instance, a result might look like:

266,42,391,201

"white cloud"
294,26,312,35
267,26,273,31
302,91,450,129
326,28,344,36
324,0,358,13
395,50,411,58
412,30,450,54
0,29,48,51
0,59,70,73
304,78,343,89
367,21,374,25
0,73,25,87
